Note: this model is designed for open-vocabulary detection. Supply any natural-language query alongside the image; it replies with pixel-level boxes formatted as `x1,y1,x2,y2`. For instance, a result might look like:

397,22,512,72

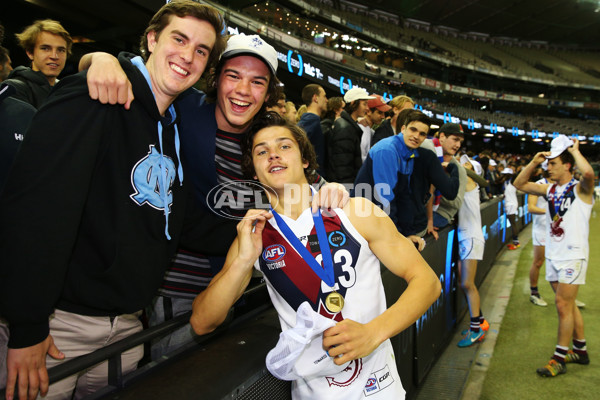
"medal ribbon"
548,178,575,219
270,207,335,287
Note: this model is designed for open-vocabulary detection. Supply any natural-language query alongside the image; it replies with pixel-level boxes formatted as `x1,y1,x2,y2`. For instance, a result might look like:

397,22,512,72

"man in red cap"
359,95,391,162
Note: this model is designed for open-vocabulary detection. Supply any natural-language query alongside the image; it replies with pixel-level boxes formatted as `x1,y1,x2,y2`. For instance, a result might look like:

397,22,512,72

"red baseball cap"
367,95,392,112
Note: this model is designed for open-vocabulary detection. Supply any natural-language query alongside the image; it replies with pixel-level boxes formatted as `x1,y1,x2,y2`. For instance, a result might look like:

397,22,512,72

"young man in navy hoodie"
0,2,225,399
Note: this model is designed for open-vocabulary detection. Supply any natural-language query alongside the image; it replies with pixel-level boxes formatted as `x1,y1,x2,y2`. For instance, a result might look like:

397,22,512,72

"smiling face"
402,121,430,149
215,55,271,133
146,15,216,113
439,132,464,156
251,126,309,191
27,31,67,85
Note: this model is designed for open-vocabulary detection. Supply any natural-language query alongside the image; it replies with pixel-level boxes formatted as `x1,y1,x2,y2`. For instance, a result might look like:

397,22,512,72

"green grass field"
480,201,600,399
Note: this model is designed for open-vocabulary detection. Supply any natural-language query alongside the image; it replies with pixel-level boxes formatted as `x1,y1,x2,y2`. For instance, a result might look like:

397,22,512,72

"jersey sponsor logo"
306,230,347,253
266,260,286,270
363,364,394,396
130,145,175,212
365,377,377,388
328,231,346,247
565,268,574,278
263,244,286,262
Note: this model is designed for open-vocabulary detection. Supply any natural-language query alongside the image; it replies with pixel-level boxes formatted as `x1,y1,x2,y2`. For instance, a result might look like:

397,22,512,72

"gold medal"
325,292,345,313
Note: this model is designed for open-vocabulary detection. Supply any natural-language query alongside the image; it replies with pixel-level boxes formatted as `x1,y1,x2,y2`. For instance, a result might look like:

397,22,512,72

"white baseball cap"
501,167,514,175
489,159,497,167
343,87,375,103
221,34,278,75
546,134,574,159
265,302,349,381
460,154,483,176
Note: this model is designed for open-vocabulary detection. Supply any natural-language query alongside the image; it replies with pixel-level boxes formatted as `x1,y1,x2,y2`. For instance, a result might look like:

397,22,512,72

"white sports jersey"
504,180,518,214
457,186,484,242
545,180,593,261
531,178,548,245
254,207,405,399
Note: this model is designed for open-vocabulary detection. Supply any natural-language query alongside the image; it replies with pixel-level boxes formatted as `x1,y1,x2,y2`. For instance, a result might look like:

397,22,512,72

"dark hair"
323,97,344,120
558,150,575,172
0,46,9,66
301,84,322,107
205,42,283,109
264,90,286,108
396,109,431,132
344,99,362,115
140,0,226,68
241,112,318,182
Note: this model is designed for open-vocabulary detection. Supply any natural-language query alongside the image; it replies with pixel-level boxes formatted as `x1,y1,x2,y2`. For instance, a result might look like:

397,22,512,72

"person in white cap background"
327,87,374,183
514,135,594,378
456,155,489,347
80,32,350,359
190,112,441,399
499,165,520,249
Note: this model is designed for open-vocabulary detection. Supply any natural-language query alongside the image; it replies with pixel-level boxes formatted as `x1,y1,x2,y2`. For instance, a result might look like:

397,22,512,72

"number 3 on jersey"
316,249,356,294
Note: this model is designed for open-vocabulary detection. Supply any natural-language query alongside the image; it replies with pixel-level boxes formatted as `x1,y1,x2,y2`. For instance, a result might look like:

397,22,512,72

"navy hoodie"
0,53,186,348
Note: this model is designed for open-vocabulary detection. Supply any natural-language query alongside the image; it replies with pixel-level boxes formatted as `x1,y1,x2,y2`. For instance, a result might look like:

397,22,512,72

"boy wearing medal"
190,112,441,399
513,135,594,377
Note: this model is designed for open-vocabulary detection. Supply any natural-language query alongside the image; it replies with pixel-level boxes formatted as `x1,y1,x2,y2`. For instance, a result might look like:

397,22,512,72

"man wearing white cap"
327,87,374,183
80,32,348,359
514,135,594,377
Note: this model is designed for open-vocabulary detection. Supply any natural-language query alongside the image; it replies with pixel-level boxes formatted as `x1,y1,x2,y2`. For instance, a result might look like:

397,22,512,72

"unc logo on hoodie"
130,145,176,211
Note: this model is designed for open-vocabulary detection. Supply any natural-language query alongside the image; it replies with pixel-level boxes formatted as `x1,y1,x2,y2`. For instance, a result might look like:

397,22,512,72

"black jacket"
298,112,326,178
371,119,394,147
326,110,363,183
4,66,53,109
0,54,186,348
0,84,36,192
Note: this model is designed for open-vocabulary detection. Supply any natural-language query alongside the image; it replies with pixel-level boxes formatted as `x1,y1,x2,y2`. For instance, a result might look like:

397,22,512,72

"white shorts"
505,203,517,216
532,227,546,246
459,238,485,261
545,259,587,285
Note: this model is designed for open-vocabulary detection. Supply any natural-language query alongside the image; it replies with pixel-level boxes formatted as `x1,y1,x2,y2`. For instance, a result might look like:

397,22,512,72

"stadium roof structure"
344,0,600,48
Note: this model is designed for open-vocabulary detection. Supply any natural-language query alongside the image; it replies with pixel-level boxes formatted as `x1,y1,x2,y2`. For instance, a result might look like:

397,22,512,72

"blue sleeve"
370,146,400,209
